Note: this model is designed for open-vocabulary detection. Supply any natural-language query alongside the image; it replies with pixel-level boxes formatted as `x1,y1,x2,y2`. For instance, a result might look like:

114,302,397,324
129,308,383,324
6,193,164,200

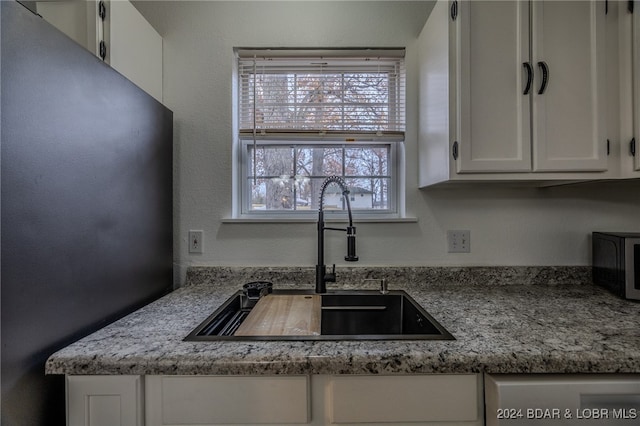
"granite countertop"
45,266,640,376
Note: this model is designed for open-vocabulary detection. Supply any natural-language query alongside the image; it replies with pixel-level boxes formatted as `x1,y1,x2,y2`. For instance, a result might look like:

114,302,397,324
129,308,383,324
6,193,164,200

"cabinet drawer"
145,375,309,425
328,374,479,423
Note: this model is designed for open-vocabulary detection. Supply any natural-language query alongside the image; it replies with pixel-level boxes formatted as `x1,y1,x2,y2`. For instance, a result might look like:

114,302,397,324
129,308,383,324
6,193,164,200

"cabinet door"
36,1,97,53
107,0,163,102
329,374,480,424
145,375,310,425
531,0,608,172
67,375,143,426
633,2,640,171
485,374,640,426
456,0,531,173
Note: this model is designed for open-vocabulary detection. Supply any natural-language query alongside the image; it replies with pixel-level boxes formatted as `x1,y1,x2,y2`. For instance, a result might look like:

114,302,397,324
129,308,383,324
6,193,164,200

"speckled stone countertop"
46,266,640,376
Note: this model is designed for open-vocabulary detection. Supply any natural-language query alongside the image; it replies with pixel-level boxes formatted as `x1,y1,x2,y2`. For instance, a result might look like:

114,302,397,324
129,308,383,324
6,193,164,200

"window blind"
238,49,406,136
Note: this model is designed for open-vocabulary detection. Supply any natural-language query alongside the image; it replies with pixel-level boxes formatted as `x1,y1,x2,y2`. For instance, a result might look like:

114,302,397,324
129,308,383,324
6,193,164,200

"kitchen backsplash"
184,266,591,288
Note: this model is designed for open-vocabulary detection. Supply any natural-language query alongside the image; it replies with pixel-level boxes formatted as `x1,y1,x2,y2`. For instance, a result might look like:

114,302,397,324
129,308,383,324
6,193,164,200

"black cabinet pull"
451,0,458,21
99,41,106,61
523,62,533,95
98,1,106,20
631,138,637,156
537,61,549,94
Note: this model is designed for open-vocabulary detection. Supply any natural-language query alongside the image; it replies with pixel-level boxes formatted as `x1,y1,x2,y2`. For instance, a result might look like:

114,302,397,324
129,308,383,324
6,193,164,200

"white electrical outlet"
447,230,470,253
189,230,204,254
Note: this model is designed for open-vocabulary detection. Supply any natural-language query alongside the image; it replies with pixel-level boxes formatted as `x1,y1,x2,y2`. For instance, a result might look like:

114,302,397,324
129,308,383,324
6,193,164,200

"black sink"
184,289,454,341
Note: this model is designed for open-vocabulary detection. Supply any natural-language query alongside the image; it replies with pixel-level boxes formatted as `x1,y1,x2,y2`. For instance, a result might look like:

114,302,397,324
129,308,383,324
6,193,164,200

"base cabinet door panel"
485,374,640,426
67,375,144,426
145,375,310,425
328,374,481,425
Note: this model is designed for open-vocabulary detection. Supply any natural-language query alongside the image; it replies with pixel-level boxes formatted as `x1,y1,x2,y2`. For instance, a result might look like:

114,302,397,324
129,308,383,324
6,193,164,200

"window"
235,48,405,218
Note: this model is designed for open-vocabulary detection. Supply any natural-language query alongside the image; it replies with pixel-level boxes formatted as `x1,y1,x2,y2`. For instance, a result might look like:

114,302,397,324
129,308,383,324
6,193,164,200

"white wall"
132,1,640,286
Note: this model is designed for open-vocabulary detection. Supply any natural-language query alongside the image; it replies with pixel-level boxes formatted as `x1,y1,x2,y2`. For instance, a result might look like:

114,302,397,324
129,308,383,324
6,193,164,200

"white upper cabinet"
633,2,640,171
531,0,607,172
36,1,97,53
418,0,611,186
106,0,163,103
37,0,162,103
456,0,531,173
617,0,639,177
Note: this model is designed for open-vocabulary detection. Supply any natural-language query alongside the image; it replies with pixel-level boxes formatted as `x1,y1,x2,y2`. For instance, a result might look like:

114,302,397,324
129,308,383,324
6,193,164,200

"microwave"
592,232,640,300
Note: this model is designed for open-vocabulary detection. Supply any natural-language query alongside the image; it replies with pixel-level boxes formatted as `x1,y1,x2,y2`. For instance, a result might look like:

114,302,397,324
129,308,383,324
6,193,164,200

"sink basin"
184,289,454,341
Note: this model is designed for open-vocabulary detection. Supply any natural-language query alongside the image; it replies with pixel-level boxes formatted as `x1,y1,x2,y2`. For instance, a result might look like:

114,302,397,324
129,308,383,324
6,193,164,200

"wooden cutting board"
234,294,321,336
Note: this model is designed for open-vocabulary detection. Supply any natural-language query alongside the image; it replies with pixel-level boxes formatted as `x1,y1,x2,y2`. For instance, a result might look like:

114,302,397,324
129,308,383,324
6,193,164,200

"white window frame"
238,138,402,220
232,48,406,221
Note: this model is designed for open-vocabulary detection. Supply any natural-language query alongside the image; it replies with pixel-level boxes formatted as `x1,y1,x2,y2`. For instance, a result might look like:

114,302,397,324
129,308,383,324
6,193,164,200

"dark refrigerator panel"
1,1,173,424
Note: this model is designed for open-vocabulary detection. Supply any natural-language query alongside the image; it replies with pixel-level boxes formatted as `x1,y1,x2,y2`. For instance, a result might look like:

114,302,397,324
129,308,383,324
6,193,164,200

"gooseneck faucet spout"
316,176,359,293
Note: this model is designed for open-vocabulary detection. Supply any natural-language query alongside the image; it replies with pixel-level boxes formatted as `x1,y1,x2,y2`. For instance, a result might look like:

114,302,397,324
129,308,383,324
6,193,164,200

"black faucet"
316,176,359,293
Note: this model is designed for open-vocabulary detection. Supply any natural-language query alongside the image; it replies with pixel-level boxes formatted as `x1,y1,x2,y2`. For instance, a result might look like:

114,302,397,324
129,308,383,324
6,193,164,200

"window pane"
294,147,342,177
249,146,294,177
245,142,394,213
345,178,390,210
345,147,389,177
249,178,294,211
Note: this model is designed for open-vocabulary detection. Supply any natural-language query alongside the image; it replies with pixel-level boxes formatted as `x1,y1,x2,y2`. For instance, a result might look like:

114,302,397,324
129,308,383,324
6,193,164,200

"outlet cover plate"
447,230,470,253
189,230,204,254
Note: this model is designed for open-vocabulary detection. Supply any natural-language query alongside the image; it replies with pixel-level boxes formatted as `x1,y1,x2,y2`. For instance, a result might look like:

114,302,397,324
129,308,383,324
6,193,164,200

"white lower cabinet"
485,374,640,426
326,374,482,425
67,374,483,426
67,375,144,426
145,375,310,425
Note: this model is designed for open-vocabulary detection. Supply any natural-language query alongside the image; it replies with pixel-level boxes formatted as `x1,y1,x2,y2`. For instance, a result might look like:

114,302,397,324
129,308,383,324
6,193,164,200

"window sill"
221,216,418,224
